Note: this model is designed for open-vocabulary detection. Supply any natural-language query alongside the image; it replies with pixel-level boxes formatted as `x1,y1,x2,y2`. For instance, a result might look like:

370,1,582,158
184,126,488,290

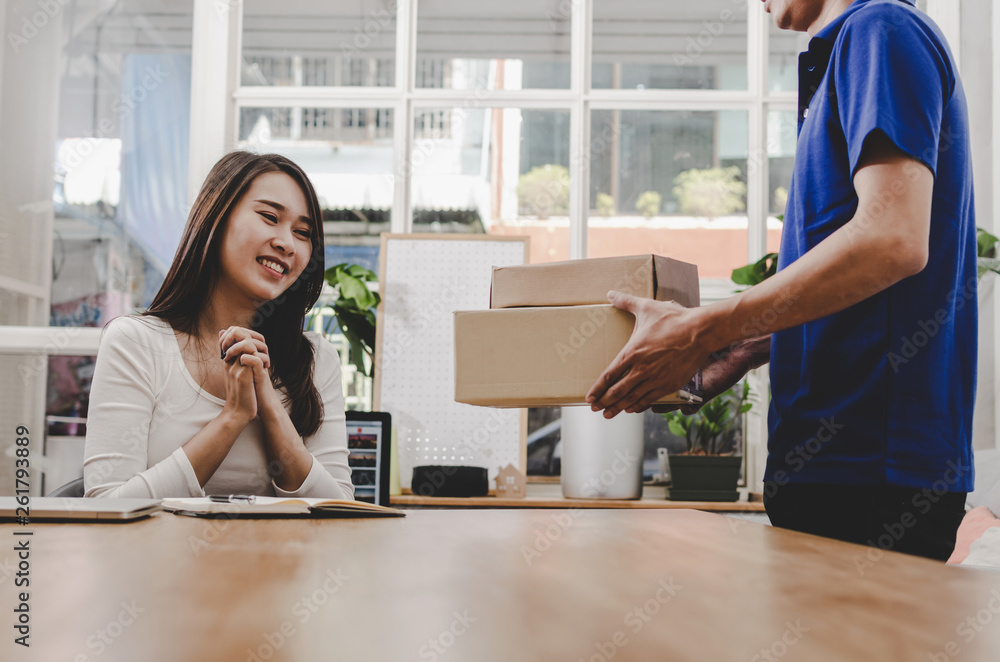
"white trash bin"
560,406,644,499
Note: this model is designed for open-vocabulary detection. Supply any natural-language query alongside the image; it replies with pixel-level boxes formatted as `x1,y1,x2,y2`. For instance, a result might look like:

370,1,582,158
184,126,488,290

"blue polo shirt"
766,0,977,492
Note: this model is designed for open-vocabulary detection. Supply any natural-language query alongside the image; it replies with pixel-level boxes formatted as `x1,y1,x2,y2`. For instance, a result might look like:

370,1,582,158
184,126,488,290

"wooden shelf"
392,482,765,511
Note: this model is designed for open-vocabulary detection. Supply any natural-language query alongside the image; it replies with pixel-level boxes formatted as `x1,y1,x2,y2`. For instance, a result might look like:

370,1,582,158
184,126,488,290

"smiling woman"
82,152,354,500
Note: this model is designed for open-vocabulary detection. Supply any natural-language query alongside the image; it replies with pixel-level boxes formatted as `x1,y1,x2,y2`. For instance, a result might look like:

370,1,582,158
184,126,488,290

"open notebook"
162,496,404,518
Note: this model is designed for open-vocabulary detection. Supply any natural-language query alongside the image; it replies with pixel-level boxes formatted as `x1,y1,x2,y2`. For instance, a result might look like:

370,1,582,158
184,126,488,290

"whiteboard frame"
374,233,530,477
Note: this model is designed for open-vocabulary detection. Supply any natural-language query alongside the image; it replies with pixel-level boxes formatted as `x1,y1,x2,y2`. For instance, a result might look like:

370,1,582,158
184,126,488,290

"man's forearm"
742,335,772,371
699,227,910,354
696,150,932,355
710,335,771,373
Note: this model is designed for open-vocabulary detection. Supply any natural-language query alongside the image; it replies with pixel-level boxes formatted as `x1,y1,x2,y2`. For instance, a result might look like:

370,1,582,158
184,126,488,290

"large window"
416,0,572,91
588,109,749,279
232,0,789,282
224,0,803,480
593,0,749,91
0,0,980,496
0,0,195,495
242,0,397,87
411,107,572,262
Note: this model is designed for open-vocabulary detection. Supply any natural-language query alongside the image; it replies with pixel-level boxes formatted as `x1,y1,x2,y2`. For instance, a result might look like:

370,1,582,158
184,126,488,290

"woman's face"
216,171,315,305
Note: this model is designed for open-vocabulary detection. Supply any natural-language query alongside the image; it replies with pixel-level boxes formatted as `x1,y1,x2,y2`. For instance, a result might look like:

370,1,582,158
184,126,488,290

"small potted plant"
661,382,752,501
308,262,380,376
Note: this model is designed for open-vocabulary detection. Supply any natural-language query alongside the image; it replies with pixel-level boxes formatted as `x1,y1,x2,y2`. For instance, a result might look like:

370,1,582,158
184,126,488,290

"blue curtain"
117,54,192,299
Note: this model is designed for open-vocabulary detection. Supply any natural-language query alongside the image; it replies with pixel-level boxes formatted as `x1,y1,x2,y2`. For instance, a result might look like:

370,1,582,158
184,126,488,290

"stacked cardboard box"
454,255,702,408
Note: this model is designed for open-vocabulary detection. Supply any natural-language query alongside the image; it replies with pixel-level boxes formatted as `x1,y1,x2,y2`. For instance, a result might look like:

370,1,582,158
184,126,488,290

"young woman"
84,152,353,499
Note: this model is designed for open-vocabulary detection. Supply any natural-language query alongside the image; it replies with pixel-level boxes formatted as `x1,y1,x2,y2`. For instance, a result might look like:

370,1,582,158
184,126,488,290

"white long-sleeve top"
84,315,354,500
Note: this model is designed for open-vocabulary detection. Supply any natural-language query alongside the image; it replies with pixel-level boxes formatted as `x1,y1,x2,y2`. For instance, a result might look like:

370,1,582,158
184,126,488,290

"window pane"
239,105,391,412
768,20,808,92
238,106,395,250
416,0,571,90
242,0,396,87
50,1,193,317
0,292,39,326
411,108,570,263
45,354,95,493
527,408,561,476
588,110,749,281
767,109,796,253
593,1,748,91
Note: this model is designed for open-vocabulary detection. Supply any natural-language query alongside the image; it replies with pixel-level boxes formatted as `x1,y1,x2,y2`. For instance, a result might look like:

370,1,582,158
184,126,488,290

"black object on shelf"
411,465,489,498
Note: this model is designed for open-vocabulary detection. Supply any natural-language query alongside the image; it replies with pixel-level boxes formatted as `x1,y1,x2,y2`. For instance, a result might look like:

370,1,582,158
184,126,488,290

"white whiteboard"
374,234,528,489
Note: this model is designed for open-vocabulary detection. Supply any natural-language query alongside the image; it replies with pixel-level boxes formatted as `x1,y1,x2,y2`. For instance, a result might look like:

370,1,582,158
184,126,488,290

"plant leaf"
978,227,999,258
320,262,381,376
345,263,378,281
731,253,778,287
337,273,378,310
730,263,759,286
978,257,1000,280
667,418,688,437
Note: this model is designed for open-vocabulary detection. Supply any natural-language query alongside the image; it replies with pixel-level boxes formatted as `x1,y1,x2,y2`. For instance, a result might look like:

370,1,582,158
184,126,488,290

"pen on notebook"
208,494,256,503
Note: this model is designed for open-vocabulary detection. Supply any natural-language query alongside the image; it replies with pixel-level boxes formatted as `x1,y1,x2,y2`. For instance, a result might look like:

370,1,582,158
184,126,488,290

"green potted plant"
308,263,380,376
661,382,752,502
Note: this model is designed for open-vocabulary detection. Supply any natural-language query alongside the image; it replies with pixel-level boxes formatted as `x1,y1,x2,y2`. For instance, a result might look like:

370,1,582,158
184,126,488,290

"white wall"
962,0,999,451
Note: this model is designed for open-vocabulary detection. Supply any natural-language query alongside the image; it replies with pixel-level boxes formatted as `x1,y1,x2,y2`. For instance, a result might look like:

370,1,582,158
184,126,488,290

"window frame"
181,0,994,483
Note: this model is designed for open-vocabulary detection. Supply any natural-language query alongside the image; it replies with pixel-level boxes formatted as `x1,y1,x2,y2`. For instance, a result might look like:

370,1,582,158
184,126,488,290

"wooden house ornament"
496,464,526,499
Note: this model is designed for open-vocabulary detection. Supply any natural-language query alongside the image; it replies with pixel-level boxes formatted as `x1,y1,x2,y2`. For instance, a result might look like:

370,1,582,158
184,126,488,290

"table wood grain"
1,509,997,661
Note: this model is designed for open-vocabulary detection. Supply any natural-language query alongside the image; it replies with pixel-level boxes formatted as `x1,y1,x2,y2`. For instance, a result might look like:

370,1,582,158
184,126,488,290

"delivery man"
586,0,977,561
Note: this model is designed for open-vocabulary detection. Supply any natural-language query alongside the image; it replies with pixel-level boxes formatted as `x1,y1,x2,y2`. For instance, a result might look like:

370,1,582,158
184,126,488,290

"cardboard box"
454,304,702,407
490,254,700,309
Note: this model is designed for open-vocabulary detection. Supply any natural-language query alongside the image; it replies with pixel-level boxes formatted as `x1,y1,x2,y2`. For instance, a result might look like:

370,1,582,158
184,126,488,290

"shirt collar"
796,0,916,128
813,0,917,44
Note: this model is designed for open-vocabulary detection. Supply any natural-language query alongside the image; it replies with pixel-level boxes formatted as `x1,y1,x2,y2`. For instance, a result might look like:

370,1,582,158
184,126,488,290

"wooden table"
2,509,998,661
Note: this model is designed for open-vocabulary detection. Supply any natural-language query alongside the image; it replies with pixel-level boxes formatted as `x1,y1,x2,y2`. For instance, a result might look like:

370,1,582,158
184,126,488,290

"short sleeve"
270,334,354,499
834,6,953,178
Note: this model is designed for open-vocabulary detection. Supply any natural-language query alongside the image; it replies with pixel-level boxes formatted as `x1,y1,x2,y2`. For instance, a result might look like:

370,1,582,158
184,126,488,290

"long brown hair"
144,151,327,437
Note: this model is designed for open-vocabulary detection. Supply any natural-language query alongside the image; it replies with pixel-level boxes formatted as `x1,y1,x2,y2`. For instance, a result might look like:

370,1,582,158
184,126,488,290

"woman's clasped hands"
219,326,275,423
